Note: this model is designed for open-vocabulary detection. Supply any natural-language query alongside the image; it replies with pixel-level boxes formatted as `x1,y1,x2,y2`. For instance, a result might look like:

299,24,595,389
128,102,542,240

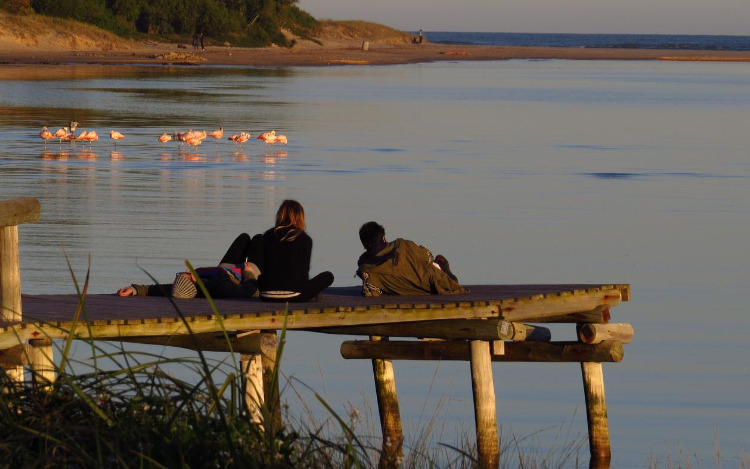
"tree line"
1,0,320,47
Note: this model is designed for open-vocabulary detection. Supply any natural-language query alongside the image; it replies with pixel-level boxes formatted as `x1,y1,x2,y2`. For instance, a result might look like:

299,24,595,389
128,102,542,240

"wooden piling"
241,353,264,424
0,197,41,323
469,340,499,469
1,226,21,322
261,331,282,432
370,336,404,469
581,361,611,465
28,338,55,387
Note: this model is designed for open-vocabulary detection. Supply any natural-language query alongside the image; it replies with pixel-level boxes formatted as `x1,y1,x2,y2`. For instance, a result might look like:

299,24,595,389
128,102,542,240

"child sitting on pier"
356,221,466,297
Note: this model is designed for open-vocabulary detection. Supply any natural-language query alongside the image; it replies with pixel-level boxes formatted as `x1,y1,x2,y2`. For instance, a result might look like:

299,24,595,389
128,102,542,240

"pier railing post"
370,336,404,469
581,361,612,466
469,339,500,469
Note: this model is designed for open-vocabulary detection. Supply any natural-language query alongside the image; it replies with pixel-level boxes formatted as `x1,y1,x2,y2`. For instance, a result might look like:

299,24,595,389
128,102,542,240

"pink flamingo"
257,130,275,141
234,132,250,149
159,133,172,144
110,130,125,147
39,126,54,148
185,136,203,151
208,126,223,144
54,127,69,145
84,131,99,148
274,134,288,145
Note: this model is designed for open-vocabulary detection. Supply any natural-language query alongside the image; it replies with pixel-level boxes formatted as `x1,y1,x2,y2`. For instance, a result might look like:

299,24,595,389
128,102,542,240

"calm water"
1,59,749,467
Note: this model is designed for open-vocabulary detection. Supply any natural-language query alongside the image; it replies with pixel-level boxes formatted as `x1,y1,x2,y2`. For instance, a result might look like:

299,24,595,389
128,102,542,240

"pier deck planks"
1,284,629,350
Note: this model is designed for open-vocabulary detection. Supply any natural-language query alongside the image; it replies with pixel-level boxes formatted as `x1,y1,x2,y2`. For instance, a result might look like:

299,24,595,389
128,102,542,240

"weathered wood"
0,343,28,366
241,353,264,424
0,197,41,227
317,318,551,342
341,340,624,363
371,336,403,469
2,284,629,350
500,292,620,323
498,322,551,342
581,361,611,464
262,331,282,432
578,323,634,344
533,304,611,324
29,338,55,386
470,340,500,469
123,330,277,354
1,225,22,322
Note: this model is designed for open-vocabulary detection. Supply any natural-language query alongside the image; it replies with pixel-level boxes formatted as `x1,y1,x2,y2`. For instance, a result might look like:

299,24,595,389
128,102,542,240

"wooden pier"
1,197,632,468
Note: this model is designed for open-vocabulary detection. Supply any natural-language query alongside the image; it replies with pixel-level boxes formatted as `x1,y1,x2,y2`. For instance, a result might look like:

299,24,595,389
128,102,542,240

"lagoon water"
1,59,749,467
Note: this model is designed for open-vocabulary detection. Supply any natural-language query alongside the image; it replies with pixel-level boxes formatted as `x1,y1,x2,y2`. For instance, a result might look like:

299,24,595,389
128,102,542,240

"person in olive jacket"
356,221,466,297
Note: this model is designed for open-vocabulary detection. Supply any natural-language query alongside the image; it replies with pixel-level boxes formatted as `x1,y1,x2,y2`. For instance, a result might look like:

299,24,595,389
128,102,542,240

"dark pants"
146,274,257,299
221,233,264,270
261,271,334,303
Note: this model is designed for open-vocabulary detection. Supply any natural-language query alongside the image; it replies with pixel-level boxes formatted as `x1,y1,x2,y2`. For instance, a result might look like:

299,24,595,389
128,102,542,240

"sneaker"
434,255,458,282
172,273,197,299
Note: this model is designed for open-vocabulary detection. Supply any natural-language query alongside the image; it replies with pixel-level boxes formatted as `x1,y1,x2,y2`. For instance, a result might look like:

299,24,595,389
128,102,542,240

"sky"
298,0,750,36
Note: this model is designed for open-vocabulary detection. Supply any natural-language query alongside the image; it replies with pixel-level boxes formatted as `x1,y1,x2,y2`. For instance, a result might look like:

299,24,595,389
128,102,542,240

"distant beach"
3,41,750,67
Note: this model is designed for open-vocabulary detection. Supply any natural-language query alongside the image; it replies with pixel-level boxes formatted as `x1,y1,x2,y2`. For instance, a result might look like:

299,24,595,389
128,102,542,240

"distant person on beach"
192,33,199,50
413,29,424,44
356,221,465,296
199,33,205,51
257,199,334,302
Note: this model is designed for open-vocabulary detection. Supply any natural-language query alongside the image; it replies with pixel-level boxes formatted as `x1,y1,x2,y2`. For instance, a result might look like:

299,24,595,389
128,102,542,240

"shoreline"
2,41,750,67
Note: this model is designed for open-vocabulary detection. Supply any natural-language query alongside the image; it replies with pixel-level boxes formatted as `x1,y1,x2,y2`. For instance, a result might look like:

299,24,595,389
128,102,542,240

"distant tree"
1,0,33,14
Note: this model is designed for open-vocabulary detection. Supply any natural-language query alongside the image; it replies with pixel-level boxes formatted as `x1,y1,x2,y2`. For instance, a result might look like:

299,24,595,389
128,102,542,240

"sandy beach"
2,26,750,67
3,42,750,67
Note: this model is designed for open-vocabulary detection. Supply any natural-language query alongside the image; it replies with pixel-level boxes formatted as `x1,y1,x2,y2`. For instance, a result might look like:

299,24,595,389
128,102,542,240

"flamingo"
159,133,172,144
39,126,54,148
194,130,207,140
185,136,203,150
234,132,250,149
54,127,69,145
84,131,99,148
208,126,223,143
110,130,125,147
75,130,89,142
274,134,288,145
257,130,275,141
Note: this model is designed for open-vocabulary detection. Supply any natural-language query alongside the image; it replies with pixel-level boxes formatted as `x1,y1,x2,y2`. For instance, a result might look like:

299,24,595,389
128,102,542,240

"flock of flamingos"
38,123,288,151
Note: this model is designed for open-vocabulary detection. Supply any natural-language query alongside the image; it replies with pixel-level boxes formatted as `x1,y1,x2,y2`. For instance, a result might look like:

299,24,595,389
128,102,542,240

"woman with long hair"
258,200,334,302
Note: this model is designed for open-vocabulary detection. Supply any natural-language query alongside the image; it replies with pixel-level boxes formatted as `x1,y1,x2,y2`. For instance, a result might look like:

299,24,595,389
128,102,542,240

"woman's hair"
274,199,306,241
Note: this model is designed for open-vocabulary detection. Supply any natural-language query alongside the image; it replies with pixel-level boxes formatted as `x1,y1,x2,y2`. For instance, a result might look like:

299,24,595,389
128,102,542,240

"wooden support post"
0,197,41,324
370,336,403,469
261,331,281,432
469,340,499,469
241,353,264,424
581,362,611,466
0,225,22,322
28,338,55,387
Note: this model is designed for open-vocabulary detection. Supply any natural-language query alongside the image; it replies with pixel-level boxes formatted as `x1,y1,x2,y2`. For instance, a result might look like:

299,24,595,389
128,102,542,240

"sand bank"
3,41,750,67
